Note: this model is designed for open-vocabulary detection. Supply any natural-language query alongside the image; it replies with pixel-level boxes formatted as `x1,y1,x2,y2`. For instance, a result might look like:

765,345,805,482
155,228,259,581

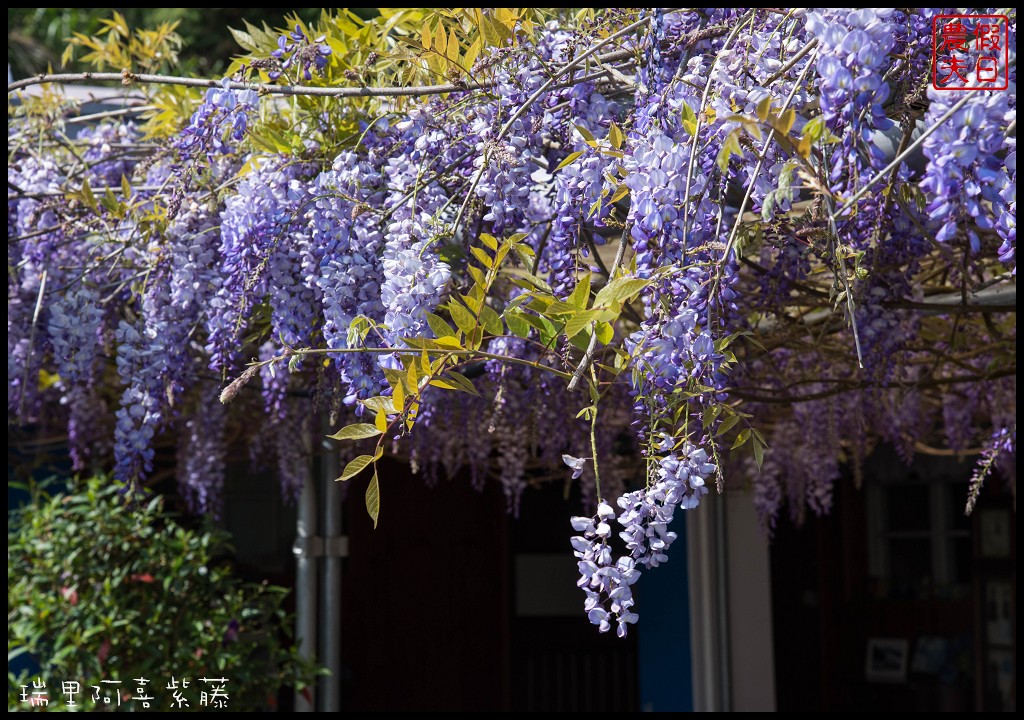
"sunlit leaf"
365,470,380,528
327,423,382,441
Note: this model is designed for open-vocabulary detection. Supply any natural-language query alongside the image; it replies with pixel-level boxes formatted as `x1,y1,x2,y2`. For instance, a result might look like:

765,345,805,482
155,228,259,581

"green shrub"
8,476,320,711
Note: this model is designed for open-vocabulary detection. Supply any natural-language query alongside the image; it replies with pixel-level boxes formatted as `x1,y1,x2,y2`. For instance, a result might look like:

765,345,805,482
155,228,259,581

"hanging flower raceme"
176,79,259,160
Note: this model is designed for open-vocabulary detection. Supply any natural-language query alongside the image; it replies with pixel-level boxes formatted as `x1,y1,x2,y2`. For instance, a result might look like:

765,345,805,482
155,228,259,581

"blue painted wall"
637,512,693,712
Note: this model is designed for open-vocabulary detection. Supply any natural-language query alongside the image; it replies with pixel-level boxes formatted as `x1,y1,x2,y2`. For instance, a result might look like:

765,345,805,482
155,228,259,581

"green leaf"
564,309,599,339
229,26,258,52
479,305,504,336
608,121,624,149
608,183,630,205
391,379,405,410
567,272,591,309
803,116,826,143
479,233,498,250
505,310,531,338
731,428,752,450
362,396,397,414
337,453,377,482
756,96,773,123
576,406,595,420
80,178,98,212
593,277,650,308
681,101,698,136
705,403,723,426
717,415,741,436
445,370,480,396
470,246,493,268
365,470,380,528
554,150,584,172
511,242,535,268
448,301,477,334
574,124,596,144
327,423,383,441
545,300,580,316
568,331,591,351
716,128,743,174
773,108,796,135
595,321,614,345
467,264,486,288
465,326,484,350
426,312,456,338
752,428,768,447
461,289,483,313
752,439,765,470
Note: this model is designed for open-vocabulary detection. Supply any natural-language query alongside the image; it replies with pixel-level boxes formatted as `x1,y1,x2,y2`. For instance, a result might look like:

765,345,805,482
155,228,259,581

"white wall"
726,490,777,711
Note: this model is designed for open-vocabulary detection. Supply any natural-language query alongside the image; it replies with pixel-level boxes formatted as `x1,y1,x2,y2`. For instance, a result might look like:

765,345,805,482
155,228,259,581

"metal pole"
293,444,318,712
320,420,344,711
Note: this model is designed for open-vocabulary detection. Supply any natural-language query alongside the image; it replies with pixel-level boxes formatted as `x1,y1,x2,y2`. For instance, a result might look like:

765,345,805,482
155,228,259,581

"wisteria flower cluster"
270,24,332,81
6,8,1016,638
571,441,714,635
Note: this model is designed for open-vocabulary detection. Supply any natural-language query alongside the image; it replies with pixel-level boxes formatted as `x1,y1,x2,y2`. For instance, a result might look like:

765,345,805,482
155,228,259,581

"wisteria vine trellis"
7,8,1017,636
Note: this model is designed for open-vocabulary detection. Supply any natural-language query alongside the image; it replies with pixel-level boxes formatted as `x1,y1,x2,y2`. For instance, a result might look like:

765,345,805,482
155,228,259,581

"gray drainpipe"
320,427,345,711
294,421,349,711
293,455,318,712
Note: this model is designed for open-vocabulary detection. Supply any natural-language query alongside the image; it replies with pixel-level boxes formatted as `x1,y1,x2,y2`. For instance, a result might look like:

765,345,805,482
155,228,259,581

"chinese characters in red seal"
932,14,1009,90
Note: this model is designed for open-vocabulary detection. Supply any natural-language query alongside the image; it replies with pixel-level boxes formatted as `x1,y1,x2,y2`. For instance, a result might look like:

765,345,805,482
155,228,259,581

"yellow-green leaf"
426,312,456,338
717,415,741,436
479,305,504,336
593,277,649,308
337,453,376,482
327,423,382,441
803,115,826,143
774,108,796,135
365,470,380,528
564,309,599,339
567,272,591,309
731,428,752,450
406,359,419,393
505,310,531,338
545,300,579,316
716,128,743,173
429,378,460,391
609,183,630,205
445,370,480,396
756,96,772,123
554,150,584,172
797,134,813,160
608,121,624,149
433,335,464,349
470,246,493,268
392,378,405,410
574,124,596,144
680,101,698,136
449,301,477,333
446,27,460,65
434,22,446,55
